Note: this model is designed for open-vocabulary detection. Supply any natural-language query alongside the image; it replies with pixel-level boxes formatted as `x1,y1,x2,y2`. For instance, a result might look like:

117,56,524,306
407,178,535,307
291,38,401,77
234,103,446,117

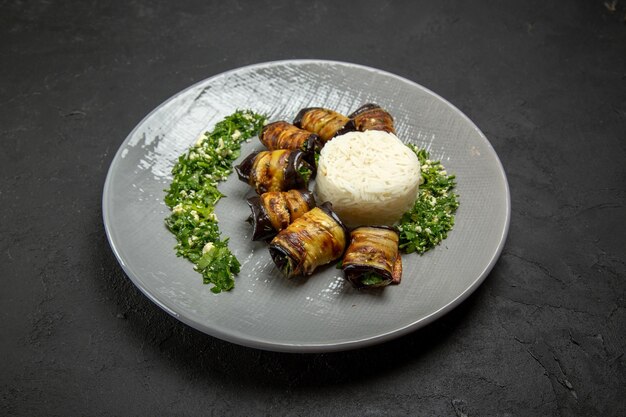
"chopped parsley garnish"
164,110,267,293
298,165,312,183
361,273,385,286
398,145,460,254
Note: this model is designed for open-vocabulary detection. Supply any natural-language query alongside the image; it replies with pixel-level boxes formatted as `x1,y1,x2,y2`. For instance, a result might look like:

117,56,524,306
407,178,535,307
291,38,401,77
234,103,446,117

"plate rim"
102,59,511,353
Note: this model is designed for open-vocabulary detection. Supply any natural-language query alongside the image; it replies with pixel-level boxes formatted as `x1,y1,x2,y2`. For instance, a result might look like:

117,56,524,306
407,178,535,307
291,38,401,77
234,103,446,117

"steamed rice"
315,130,421,227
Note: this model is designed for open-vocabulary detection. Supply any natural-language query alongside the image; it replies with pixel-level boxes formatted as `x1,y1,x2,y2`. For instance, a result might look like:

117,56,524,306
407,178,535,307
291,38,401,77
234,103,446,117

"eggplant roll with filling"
235,149,314,194
342,226,402,288
269,202,348,278
259,121,321,163
246,189,316,241
348,103,395,134
293,107,352,143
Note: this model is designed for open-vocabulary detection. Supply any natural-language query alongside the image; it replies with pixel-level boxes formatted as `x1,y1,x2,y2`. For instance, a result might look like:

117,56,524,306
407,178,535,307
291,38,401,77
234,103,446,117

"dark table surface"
2,1,625,416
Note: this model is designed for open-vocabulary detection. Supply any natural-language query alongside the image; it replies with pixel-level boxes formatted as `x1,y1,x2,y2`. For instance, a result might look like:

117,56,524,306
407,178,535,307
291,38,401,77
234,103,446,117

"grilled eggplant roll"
293,107,352,143
246,189,316,241
341,226,402,288
269,202,348,278
235,149,314,194
348,103,395,134
259,121,321,164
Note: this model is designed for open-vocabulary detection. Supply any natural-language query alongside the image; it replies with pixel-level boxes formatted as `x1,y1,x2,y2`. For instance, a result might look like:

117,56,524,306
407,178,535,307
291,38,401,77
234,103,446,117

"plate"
103,60,510,352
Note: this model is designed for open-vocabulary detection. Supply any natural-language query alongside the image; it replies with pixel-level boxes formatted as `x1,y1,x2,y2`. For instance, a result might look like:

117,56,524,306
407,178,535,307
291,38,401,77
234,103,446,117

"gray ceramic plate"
103,60,510,353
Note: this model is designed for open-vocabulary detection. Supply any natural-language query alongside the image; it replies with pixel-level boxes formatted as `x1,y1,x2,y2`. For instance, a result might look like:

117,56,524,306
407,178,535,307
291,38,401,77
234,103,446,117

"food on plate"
293,107,352,142
259,121,321,164
348,103,395,133
315,130,421,228
341,226,402,288
246,189,316,241
397,145,460,254
235,149,314,194
269,202,348,278
164,110,267,293
164,104,460,295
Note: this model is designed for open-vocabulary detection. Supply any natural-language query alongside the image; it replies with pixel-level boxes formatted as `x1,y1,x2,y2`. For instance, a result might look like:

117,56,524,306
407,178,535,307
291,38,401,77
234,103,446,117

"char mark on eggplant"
348,103,395,134
235,149,314,194
269,202,348,278
259,121,321,165
293,107,353,143
341,225,403,288
246,189,316,241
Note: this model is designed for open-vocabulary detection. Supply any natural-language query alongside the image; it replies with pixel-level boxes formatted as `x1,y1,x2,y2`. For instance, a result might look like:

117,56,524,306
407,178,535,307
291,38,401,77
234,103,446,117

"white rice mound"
315,130,421,227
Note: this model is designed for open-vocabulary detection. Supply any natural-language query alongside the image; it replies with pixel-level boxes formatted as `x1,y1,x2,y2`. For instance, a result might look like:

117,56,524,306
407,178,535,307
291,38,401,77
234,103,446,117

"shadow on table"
99,231,482,389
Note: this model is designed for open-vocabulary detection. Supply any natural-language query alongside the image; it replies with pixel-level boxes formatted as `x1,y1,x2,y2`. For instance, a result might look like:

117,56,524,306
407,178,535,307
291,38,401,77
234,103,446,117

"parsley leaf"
164,110,267,293
398,145,460,254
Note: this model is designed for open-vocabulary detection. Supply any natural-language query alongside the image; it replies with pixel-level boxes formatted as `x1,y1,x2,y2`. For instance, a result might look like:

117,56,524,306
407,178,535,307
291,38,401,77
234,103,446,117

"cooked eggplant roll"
235,149,314,194
348,103,395,134
293,107,352,143
342,226,402,288
259,121,321,163
246,189,316,241
269,202,348,278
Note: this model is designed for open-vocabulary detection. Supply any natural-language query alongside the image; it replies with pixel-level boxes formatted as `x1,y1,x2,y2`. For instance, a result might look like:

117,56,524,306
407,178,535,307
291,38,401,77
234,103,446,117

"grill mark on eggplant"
293,107,353,142
284,189,313,219
265,192,290,231
348,103,395,134
269,203,347,277
342,226,402,288
318,201,349,243
267,150,289,191
260,121,321,164
235,149,313,194
247,190,316,241
391,253,402,285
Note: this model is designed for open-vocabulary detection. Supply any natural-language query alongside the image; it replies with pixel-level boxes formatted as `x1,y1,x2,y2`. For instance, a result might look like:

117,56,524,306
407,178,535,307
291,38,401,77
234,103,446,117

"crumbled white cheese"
202,242,214,254
194,134,206,147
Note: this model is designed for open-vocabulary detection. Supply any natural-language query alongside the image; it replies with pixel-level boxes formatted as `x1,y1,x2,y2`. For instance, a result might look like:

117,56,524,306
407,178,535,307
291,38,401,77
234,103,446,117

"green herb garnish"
398,145,460,254
298,165,312,183
164,110,267,293
281,259,293,277
361,273,385,286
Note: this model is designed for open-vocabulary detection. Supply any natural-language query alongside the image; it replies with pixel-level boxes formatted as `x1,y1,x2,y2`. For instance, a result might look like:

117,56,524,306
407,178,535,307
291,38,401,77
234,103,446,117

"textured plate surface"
103,60,510,352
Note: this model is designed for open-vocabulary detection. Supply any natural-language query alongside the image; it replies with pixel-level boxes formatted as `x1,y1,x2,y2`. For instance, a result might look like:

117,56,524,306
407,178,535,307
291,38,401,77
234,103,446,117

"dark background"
2,1,625,416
